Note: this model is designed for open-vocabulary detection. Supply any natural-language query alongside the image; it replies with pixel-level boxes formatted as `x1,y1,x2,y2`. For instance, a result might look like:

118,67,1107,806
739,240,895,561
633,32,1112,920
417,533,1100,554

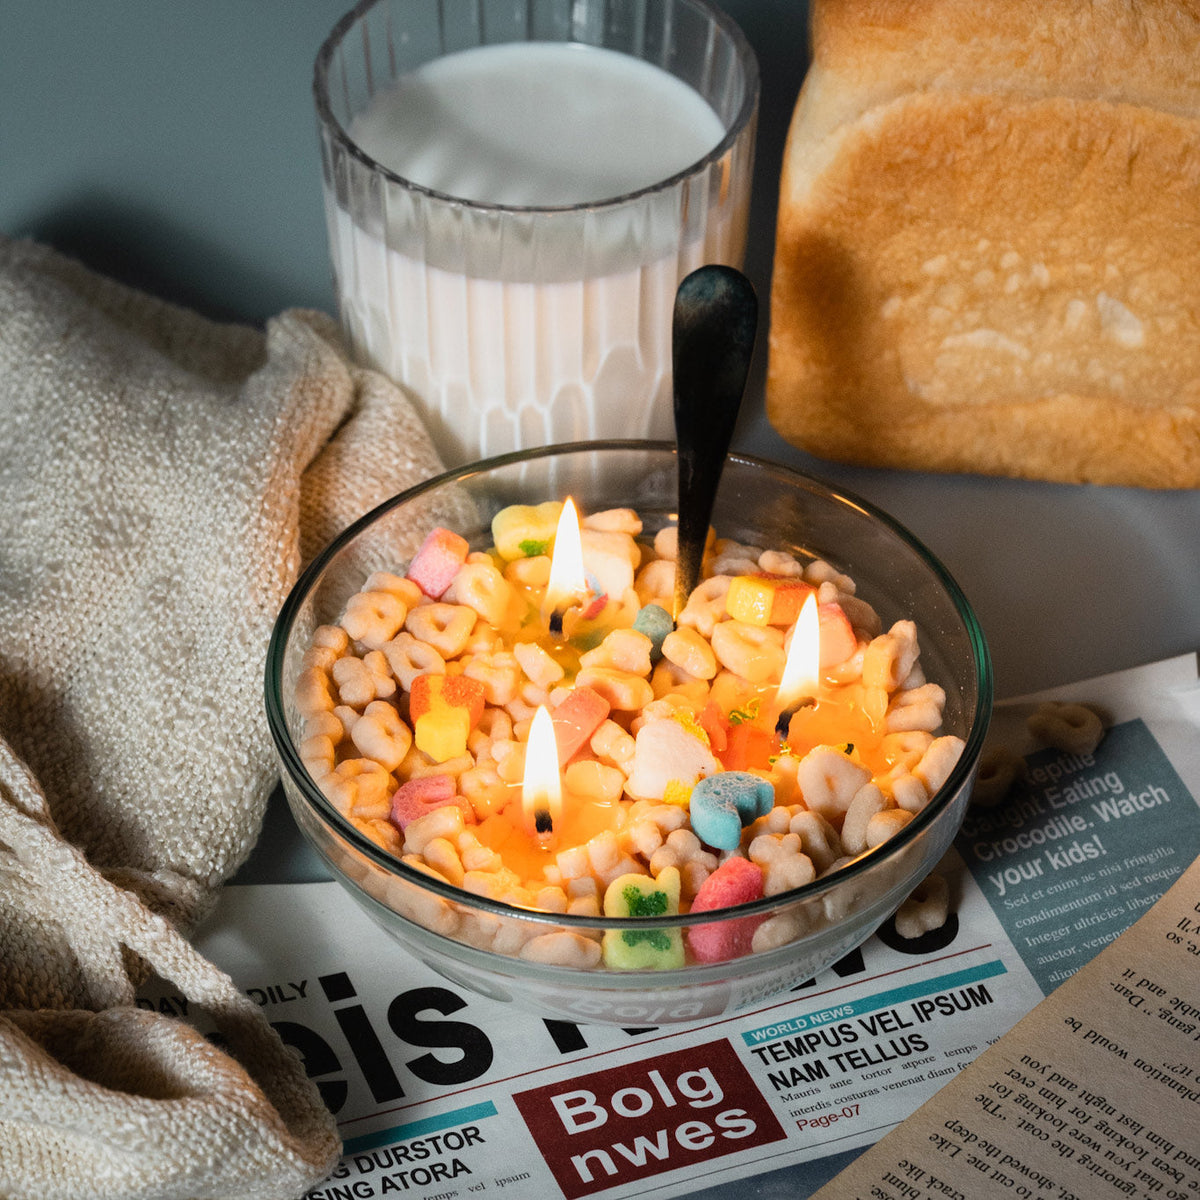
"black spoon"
671,264,759,619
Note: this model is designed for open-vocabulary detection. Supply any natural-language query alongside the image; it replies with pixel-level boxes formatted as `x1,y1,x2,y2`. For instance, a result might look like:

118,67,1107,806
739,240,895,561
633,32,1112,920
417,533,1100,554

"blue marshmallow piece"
689,772,775,851
632,603,673,662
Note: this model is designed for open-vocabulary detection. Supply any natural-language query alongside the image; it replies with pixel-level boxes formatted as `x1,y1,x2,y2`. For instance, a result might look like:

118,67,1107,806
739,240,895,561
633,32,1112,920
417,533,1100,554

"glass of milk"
314,0,758,466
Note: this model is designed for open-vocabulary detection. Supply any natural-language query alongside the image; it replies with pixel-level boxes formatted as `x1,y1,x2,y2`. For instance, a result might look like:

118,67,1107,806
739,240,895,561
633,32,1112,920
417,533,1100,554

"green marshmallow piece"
601,867,685,969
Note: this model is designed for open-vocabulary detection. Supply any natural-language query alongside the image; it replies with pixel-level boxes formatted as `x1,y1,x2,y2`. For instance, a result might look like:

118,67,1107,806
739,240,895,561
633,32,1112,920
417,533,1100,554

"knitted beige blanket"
0,238,445,1199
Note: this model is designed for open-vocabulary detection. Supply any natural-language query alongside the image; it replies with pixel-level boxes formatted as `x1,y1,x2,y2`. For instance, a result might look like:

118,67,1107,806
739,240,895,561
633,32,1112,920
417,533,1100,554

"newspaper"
140,654,1200,1200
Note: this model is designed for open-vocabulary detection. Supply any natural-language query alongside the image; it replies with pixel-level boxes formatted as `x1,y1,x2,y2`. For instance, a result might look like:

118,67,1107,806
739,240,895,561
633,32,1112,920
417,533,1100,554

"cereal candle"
523,706,563,842
291,489,970,977
774,591,820,736
542,498,588,637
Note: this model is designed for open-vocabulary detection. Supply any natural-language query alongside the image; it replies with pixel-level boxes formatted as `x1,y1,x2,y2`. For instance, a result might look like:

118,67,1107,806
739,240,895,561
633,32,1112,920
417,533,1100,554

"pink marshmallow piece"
389,774,472,831
550,686,611,766
406,527,470,599
686,856,765,963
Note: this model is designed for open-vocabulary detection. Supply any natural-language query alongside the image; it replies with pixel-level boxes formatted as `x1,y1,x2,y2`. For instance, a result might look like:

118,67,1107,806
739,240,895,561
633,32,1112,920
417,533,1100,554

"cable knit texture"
0,237,445,1198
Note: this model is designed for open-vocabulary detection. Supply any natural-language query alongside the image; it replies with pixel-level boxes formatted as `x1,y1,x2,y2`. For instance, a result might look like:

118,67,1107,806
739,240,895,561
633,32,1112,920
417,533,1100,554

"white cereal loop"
299,734,336,783
865,808,914,848
863,620,920,693
841,784,889,856
757,549,804,577
796,747,872,824
677,575,731,639
710,540,762,577
710,621,785,684
443,561,515,627
328,758,394,821
331,651,397,707
653,525,679,560
789,810,843,873
634,558,675,606
1027,701,1106,756
880,730,934,772
313,624,351,654
803,559,855,593
752,911,808,953
583,507,642,535
464,651,522,705
888,772,930,814
580,628,653,675
749,833,816,895
564,760,624,805
886,683,947,733
520,931,603,968
894,872,950,939
302,643,340,674
364,572,423,606
972,747,1024,807
380,631,446,690
350,699,413,772
915,735,966,795
404,805,466,856
404,602,476,657
662,626,718,680
423,837,465,887
342,589,409,648
295,666,336,717
575,666,654,712
513,640,565,690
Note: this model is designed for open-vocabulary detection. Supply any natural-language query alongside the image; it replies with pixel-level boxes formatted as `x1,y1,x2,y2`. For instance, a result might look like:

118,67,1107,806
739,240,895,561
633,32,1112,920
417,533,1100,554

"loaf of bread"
767,0,1200,488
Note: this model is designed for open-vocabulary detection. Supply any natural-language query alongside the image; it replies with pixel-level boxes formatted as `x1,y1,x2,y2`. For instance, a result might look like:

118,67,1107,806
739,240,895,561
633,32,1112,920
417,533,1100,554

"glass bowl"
265,442,991,1025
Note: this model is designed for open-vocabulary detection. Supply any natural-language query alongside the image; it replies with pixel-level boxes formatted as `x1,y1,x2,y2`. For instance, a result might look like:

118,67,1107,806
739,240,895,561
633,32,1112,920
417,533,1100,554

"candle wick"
775,695,816,740
548,607,566,637
534,807,553,835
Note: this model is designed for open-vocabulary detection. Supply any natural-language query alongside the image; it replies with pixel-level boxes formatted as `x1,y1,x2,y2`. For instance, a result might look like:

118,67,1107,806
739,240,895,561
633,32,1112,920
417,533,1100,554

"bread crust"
768,1,1200,487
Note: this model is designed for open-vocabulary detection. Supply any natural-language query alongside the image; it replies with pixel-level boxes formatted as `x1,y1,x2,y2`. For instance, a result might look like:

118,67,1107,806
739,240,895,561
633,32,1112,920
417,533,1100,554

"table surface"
6,5,1198,1197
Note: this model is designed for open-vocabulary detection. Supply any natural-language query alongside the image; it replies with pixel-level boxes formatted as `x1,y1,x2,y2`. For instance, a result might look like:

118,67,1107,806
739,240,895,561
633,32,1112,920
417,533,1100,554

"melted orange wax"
473,790,626,881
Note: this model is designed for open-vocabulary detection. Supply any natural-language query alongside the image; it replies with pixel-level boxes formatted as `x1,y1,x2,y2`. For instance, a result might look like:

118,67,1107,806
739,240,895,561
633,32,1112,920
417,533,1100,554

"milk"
324,40,751,464
348,43,724,207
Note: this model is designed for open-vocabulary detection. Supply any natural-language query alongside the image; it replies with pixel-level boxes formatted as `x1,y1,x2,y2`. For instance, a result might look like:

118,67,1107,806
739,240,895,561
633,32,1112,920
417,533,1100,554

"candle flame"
543,497,587,630
522,705,563,841
777,592,821,711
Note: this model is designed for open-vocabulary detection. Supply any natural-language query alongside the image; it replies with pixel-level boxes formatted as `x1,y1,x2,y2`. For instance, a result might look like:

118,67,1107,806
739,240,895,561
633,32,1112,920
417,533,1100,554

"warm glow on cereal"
777,591,821,709
522,705,563,840
544,498,586,608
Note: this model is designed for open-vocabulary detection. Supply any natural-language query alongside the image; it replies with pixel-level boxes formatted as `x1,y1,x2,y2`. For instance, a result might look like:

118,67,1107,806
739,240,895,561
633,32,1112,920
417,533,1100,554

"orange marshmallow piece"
550,686,611,766
410,673,486,761
726,574,814,626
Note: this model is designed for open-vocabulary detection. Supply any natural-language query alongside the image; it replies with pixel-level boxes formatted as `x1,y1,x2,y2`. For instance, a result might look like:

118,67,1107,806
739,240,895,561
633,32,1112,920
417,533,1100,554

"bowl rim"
265,439,993,934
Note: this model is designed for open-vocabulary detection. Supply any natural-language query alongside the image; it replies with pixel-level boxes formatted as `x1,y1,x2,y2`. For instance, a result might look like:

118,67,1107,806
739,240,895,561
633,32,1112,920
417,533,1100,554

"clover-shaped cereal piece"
893,872,950,940
1027,701,1105,756
342,588,410,649
710,620,786,684
332,649,396,708
971,747,1025,808
404,602,477,658
787,810,843,874
601,867,685,969
796,746,872,825
748,832,817,895
347,699,413,772
443,561,515,627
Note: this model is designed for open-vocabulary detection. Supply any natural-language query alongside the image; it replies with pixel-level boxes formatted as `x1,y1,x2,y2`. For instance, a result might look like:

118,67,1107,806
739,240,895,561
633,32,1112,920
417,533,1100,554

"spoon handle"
672,265,758,618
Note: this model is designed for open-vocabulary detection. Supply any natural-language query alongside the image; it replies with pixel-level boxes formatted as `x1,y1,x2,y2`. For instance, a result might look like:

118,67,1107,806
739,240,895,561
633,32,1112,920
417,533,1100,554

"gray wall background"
1,1,809,329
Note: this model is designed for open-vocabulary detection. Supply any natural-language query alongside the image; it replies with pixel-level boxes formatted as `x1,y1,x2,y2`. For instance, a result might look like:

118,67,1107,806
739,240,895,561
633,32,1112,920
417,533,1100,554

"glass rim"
265,440,994,937
312,0,761,217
